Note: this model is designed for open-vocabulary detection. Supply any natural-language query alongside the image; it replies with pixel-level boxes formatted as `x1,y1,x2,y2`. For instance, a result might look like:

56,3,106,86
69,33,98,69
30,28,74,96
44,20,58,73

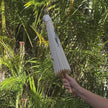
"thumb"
64,74,72,82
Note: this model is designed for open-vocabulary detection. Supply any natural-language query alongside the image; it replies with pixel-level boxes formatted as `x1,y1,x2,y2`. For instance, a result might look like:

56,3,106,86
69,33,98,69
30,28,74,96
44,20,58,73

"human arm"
62,74,108,108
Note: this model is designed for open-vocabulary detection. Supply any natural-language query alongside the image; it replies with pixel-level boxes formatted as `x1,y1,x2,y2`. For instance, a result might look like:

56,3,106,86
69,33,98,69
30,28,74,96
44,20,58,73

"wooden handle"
68,88,72,93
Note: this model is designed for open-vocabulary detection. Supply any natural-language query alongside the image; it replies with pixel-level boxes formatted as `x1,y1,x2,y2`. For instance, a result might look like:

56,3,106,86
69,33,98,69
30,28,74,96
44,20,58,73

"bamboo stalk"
19,41,25,74
1,0,6,35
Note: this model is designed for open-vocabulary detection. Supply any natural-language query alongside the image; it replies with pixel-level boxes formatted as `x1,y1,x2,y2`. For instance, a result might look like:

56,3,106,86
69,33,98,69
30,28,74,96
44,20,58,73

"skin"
62,74,108,108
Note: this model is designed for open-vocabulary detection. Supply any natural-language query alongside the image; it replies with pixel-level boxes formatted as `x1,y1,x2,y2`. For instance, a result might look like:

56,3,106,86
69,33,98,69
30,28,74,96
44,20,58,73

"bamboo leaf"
24,1,33,8
19,16,33,47
31,26,48,47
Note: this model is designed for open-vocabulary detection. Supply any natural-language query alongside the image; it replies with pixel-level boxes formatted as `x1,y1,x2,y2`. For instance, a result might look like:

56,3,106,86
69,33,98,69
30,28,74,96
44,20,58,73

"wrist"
76,86,84,97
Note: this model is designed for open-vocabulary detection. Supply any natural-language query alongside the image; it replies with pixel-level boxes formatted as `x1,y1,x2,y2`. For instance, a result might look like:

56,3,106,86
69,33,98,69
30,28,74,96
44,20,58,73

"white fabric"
44,15,71,76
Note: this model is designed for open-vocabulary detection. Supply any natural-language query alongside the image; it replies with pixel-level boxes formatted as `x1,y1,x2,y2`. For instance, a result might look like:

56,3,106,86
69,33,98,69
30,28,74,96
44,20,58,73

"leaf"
24,1,33,8
19,16,33,47
47,5,56,11
0,74,26,91
31,26,48,47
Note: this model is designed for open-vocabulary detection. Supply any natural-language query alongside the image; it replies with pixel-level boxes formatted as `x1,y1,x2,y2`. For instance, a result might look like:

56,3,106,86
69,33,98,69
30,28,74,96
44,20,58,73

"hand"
63,74,108,108
62,74,81,96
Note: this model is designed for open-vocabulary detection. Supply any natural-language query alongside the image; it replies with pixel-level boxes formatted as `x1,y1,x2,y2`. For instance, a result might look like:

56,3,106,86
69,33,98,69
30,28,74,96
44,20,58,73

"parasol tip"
43,15,51,22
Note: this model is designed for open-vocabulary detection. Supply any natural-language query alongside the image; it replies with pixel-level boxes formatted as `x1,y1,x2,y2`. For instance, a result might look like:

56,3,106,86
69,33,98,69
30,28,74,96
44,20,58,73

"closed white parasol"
44,15,71,76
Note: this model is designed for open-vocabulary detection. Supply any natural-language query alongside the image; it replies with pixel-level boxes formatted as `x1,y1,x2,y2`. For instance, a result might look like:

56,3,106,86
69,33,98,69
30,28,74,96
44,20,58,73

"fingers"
62,74,72,81
62,78,71,88
64,85,71,90
63,82,70,87
62,78,68,83
62,74,79,95
63,82,71,90
63,81,73,93
62,74,66,79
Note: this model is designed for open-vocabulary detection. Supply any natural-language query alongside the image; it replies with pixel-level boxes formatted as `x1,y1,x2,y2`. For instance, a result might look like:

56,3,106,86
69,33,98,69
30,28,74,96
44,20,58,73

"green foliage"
0,0,108,108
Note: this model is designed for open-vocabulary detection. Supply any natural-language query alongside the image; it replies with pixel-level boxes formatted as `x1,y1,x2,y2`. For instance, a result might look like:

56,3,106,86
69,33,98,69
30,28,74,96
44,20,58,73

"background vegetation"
0,0,108,107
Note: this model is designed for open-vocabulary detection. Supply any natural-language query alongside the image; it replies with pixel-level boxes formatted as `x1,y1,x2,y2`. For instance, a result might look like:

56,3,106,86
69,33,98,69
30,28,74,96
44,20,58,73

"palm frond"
31,26,48,47
0,73,26,91
19,16,33,47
